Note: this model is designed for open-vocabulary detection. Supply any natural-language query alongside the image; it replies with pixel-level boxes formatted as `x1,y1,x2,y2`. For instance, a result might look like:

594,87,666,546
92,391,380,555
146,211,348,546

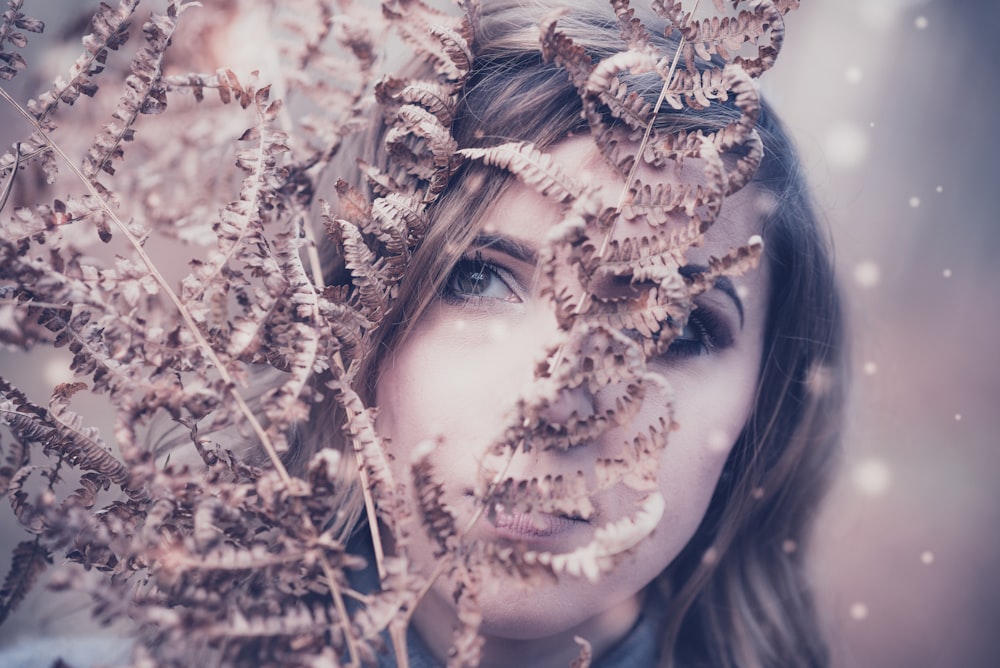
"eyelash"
440,254,520,306
660,308,730,360
441,254,732,359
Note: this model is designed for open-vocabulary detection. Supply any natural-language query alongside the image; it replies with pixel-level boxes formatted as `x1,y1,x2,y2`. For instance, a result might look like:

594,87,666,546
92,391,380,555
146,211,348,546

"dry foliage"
0,0,792,665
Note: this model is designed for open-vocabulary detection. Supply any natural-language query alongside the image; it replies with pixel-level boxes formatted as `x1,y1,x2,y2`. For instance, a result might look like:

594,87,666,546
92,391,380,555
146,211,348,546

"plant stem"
603,0,700,255
323,556,361,668
0,85,294,488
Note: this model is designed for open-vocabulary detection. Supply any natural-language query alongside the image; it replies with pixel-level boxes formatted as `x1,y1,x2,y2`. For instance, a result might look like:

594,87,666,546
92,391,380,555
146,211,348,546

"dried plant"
0,0,796,665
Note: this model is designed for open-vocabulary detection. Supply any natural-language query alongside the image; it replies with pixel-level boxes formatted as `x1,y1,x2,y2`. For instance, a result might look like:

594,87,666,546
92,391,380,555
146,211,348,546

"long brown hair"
302,2,846,666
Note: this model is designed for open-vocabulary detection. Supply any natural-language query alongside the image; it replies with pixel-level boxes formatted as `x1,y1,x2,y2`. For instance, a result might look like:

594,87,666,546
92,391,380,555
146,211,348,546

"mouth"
489,503,585,536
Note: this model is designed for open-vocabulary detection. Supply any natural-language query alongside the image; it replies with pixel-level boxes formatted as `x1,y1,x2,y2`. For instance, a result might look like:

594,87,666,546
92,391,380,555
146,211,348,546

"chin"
478,595,585,639
475,568,646,640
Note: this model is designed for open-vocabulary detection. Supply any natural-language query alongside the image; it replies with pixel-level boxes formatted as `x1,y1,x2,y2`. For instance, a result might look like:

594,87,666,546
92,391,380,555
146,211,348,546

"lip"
487,503,588,541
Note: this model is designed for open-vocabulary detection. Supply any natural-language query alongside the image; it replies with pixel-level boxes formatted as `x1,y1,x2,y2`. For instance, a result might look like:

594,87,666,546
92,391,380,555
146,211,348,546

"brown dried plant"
0,0,795,665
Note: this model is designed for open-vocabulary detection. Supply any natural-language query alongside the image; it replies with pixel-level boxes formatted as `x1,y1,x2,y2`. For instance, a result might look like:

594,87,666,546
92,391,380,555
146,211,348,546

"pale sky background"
1,1,998,666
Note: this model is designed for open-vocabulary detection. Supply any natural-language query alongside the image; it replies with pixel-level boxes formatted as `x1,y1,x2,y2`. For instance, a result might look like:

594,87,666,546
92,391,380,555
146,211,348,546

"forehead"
479,136,773,267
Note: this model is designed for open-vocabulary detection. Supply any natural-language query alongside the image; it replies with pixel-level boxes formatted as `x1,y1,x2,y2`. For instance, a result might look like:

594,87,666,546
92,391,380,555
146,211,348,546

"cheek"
641,353,761,562
374,333,463,461
373,314,536,465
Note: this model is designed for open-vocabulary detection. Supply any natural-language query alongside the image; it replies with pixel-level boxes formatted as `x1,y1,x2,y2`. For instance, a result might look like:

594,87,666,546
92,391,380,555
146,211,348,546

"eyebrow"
679,264,745,328
470,233,539,266
469,234,746,327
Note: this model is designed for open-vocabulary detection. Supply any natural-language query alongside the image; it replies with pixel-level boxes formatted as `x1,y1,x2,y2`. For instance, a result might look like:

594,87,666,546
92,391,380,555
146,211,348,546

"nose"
526,322,643,452
542,379,595,424
535,377,599,448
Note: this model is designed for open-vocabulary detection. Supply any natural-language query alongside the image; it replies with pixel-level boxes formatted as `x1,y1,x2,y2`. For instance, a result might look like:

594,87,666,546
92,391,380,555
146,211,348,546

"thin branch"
0,85,294,487
322,556,361,668
547,0,699,376
403,449,515,625
606,0,700,250
0,142,20,213
299,211,326,291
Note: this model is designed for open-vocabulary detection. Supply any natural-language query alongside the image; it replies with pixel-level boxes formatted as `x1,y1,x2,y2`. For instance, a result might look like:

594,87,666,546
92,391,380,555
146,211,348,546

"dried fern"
0,0,798,664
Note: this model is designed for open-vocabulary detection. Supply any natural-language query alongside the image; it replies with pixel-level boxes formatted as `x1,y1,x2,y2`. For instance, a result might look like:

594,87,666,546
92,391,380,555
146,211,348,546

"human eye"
441,254,522,305
660,307,733,360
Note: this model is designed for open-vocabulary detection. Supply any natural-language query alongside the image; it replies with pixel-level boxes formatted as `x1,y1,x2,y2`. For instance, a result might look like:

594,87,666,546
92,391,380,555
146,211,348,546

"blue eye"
443,257,520,303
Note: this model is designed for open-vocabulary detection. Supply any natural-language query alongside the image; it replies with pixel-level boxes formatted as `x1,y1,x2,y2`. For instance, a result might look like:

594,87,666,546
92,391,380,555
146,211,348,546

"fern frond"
411,450,458,557
356,159,412,199
0,0,44,81
429,23,473,82
333,180,372,227
620,178,698,225
611,0,651,51
81,7,184,182
458,141,583,203
162,68,256,107
256,227,322,450
0,537,51,625
317,290,371,363
486,472,595,523
539,9,593,90
46,382,131,486
0,429,28,496
180,82,290,330
383,0,469,83
571,636,593,668
663,65,729,110
27,0,137,121
375,76,457,128
337,219,389,322
279,0,335,71
327,376,399,580
546,492,665,583
600,78,654,137
371,192,428,256
0,378,131,488
685,234,764,297
689,1,786,76
384,103,459,196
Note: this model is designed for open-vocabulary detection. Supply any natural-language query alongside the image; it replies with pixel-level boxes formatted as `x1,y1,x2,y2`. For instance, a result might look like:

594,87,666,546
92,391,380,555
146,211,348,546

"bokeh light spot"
823,121,869,169
852,458,891,496
43,357,71,386
701,547,719,565
853,261,881,288
705,429,730,453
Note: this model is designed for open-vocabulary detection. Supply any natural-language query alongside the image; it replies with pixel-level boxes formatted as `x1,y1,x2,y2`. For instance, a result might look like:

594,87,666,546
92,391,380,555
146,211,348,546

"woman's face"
374,137,770,661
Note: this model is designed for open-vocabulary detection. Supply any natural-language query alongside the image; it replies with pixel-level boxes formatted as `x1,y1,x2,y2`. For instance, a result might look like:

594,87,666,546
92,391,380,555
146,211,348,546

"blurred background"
1,1,998,666
769,1,1000,666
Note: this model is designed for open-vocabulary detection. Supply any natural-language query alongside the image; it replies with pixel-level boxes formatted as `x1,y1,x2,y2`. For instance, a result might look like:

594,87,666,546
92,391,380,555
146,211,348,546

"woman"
301,1,847,667
0,1,843,667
